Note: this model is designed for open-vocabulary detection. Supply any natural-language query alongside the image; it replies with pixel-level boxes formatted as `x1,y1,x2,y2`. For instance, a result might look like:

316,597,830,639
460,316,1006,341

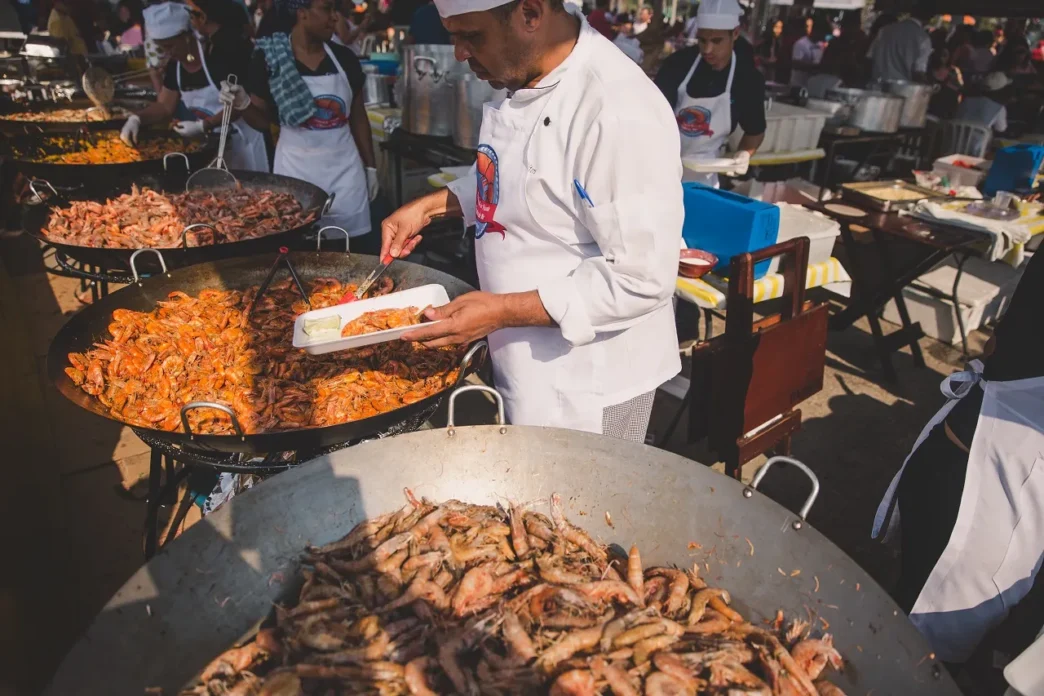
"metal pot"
805,97,852,126
361,64,391,107
401,44,464,137
827,87,904,133
878,79,937,129
452,72,506,149
45,387,961,695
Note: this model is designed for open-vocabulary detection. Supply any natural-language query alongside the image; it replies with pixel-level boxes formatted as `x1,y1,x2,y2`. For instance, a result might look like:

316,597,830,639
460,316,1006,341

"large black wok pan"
46,251,482,454
2,128,216,184
0,98,149,135
44,396,961,695
22,170,330,275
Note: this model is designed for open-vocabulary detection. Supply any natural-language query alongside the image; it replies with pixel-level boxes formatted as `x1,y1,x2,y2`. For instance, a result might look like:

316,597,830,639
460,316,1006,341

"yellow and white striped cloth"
676,257,851,310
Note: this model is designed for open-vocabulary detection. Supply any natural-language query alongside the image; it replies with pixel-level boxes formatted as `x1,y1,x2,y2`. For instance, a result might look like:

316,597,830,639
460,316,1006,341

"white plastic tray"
292,284,449,355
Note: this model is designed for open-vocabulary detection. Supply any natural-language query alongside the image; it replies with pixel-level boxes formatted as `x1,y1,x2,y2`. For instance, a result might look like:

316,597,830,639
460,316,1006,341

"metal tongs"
339,254,394,303
186,74,239,190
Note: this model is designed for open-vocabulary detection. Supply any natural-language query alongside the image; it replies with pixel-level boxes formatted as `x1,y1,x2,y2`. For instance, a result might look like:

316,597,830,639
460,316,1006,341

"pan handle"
455,339,488,386
316,225,350,253
180,401,245,440
446,383,505,436
320,191,336,218
744,456,820,530
28,178,58,203
164,152,190,173
129,248,168,283
181,222,218,249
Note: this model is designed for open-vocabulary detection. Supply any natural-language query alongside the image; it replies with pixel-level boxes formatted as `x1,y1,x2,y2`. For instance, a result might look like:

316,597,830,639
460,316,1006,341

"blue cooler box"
681,182,780,279
982,144,1044,197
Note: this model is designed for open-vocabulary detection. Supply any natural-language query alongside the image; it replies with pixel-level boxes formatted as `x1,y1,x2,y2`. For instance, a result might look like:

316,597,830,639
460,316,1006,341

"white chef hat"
143,2,191,41
696,0,741,31
434,0,511,18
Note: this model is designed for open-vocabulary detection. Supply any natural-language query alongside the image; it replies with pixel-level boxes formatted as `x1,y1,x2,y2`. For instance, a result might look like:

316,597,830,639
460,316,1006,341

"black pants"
893,391,983,613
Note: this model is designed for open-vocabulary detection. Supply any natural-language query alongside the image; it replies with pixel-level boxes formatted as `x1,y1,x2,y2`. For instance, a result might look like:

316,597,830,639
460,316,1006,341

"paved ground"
0,230,976,694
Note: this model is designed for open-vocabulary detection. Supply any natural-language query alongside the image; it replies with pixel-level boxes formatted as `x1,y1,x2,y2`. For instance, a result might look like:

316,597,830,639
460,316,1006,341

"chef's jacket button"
528,166,536,173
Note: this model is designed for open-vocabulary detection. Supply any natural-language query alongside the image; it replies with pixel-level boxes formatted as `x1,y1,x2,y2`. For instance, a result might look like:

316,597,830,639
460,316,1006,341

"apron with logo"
177,38,269,172
873,361,1044,662
675,52,735,188
274,43,369,237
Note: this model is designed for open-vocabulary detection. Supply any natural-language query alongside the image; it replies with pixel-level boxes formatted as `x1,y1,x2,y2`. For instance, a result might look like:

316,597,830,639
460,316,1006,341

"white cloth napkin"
908,200,1031,262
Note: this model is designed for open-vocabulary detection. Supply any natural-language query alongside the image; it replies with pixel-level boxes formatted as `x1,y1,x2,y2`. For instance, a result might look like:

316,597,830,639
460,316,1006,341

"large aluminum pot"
452,72,506,149
46,386,961,696
878,79,937,129
361,64,391,106
827,87,904,133
402,44,463,136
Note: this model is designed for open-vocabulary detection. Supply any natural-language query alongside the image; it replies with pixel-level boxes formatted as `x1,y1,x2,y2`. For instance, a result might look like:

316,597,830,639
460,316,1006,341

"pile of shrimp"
185,492,847,696
341,307,422,337
25,132,202,164
45,184,316,249
65,277,464,435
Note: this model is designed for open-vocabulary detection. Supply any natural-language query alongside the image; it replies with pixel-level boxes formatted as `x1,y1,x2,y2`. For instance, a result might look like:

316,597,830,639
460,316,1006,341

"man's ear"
520,0,545,30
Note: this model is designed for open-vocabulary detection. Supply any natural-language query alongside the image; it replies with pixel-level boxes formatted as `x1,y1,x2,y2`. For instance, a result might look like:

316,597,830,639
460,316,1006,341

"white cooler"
767,202,841,274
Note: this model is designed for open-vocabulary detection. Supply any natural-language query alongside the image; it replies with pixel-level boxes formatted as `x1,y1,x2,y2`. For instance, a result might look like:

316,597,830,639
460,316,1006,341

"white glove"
120,114,140,145
219,80,250,111
724,150,751,177
173,120,207,138
366,166,379,201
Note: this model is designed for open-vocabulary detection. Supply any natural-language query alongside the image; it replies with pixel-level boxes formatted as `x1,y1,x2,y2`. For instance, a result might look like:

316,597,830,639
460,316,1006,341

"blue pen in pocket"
573,179,595,208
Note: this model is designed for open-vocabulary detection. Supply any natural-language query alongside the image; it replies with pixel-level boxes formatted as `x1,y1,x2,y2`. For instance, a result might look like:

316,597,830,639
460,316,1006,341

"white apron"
177,38,269,173
274,43,369,237
873,361,1044,662
675,52,735,188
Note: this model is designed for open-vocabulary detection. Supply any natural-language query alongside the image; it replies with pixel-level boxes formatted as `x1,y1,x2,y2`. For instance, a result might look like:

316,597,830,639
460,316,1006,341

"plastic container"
681,182,780,279
982,144,1044,197
293,284,449,355
768,203,841,274
933,154,989,189
362,55,399,76
728,102,827,155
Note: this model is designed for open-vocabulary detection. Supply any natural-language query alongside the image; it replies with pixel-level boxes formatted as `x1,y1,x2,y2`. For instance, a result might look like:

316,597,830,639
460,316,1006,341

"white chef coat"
874,361,1044,662
446,19,682,432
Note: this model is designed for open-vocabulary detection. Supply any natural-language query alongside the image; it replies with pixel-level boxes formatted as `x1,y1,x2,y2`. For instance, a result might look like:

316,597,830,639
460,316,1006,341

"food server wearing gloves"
654,0,765,187
120,2,269,172
241,0,379,244
380,0,683,441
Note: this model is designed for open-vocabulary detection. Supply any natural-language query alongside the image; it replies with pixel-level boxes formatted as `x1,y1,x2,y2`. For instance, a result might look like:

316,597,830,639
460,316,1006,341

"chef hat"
695,0,741,31
434,0,512,18
143,2,191,40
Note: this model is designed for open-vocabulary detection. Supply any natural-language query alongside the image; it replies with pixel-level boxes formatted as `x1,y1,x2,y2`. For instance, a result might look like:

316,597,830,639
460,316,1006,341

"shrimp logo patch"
304,94,348,130
677,105,715,138
189,106,214,120
474,144,505,240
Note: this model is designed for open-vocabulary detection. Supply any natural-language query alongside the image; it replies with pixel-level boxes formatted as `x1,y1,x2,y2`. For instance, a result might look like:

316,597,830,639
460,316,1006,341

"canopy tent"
770,0,866,8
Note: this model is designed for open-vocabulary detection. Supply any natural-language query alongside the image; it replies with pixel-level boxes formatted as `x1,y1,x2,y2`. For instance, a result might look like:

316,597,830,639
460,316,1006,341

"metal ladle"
185,75,239,190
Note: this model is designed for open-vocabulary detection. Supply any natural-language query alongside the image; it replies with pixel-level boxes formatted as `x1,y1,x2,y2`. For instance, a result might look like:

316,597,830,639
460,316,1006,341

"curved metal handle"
744,456,820,530
129,248,168,283
412,55,444,83
181,222,218,248
316,225,350,253
180,401,244,439
28,179,58,203
446,383,505,436
164,151,190,172
455,340,488,386
320,191,336,217
23,123,44,135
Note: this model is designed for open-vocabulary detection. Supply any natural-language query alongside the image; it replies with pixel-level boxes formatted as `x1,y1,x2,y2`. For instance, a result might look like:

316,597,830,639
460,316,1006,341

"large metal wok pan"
46,250,481,454
22,170,330,275
45,386,959,695
0,98,148,135
2,129,215,184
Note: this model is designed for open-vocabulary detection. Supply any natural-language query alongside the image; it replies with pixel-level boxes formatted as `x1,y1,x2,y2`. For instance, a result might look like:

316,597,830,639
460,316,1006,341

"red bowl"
679,248,718,278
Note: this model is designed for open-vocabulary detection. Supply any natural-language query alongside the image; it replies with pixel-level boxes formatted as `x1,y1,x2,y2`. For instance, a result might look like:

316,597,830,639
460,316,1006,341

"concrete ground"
0,230,975,694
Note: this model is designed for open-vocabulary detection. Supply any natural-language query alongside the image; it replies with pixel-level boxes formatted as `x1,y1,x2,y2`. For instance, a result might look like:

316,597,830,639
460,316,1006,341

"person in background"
825,12,869,88
243,0,379,247
948,23,974,69
47,0,88,56
789,15,821,88
407,0,449,43
868,0,933,82
926,48,962,119
775,16,806,85
115,0,144,48
189,0,253,42
959,29,996,81
655,0,765,187
680,4,698,45
121,2,269,172
635,1,664,74
756,18,783,81
632,5,650,35
955,71,1011,148
587,0,613,41
334,1,368,51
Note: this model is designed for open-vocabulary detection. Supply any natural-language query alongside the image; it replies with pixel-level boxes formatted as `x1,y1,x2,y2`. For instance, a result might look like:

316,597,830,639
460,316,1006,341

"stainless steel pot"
805,97,852,126
402,44,464,136
361,64,391,106
827,87,904,133
878,79,937,129
452,72,506,149
46,386,961,696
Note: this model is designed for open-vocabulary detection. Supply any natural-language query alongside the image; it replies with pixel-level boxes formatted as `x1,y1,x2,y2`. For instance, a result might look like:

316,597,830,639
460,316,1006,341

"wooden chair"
685,238,829,479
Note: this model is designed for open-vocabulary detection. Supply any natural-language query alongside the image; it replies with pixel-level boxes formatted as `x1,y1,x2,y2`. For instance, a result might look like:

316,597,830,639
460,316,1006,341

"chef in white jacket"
381,0,683,441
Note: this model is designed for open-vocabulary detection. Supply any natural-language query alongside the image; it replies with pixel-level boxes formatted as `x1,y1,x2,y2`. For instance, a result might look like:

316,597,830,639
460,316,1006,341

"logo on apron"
677,105,715,138
304,95,349,130
189,106,215,120
474,144,506,240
